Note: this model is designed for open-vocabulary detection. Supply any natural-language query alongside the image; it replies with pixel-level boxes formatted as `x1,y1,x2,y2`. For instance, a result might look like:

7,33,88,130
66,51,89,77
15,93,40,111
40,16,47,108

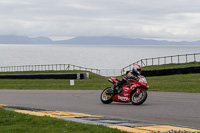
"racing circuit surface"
0,90,199,130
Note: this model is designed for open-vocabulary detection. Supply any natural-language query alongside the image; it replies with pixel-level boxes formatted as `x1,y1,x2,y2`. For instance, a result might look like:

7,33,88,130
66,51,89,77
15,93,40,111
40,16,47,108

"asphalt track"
0,90,199,130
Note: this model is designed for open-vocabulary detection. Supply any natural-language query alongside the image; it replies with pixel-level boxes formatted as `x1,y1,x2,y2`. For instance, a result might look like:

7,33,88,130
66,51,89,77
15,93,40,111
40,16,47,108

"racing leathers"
113,71,140,93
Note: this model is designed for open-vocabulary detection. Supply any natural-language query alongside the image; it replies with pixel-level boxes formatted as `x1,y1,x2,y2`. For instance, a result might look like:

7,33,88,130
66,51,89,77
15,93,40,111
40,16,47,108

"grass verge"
0,108,127,133
0,70,110,90
0,73,199,93
0,65,200,92
146,73,200,93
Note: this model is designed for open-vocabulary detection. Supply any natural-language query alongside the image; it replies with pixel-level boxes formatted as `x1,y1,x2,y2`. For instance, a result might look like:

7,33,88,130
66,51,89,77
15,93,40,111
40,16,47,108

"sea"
1,44,200,69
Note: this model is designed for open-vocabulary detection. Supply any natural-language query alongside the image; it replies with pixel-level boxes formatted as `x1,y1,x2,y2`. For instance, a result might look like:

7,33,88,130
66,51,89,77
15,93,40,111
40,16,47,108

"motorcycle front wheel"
100,87,113,104
131,89,148,105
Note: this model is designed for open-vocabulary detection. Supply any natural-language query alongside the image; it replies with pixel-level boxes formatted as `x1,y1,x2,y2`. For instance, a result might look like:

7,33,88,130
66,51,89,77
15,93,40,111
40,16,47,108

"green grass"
146,73,200,93
0,63,200,92
142,62,200,93
0,70,108,90
0,108,127,133
142,62,200,70
0,71,110,90
0,78,110,90
0,73,199,93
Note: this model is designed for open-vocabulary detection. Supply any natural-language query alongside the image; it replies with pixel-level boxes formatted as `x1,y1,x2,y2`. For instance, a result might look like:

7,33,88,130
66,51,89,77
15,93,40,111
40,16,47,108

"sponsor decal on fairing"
118,96,129,101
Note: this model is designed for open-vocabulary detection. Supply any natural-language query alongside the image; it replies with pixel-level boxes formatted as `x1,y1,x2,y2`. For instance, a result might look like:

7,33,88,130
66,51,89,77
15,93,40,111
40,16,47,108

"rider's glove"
133,76,139,82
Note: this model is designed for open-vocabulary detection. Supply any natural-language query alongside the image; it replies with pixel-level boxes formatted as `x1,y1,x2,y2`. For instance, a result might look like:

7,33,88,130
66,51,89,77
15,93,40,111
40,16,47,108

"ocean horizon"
1,44,200,69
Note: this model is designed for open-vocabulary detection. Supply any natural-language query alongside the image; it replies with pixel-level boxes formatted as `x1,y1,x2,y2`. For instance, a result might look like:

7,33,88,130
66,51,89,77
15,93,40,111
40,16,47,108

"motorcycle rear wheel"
131,89,147,105
100,87,113,104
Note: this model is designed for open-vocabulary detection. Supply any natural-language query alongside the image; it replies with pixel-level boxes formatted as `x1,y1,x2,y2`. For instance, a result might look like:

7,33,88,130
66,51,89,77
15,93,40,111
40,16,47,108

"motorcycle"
100,75,149,105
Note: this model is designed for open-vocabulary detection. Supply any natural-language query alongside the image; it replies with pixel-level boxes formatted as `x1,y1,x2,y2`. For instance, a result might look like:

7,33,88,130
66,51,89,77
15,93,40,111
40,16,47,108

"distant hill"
54,36,178,45
0,35,200,45
0,35,53,44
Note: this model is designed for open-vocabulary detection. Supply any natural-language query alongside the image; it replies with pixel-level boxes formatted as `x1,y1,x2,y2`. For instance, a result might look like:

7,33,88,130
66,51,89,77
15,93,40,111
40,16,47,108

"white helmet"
132,64,141,75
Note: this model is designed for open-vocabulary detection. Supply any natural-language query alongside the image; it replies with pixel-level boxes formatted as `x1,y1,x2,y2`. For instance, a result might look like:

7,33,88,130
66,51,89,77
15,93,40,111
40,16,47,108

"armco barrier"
0,73,89,79
142,66,200,77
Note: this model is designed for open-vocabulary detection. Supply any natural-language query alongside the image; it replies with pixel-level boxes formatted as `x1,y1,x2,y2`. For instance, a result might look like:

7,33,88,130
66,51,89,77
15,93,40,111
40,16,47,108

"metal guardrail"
121,53,200,75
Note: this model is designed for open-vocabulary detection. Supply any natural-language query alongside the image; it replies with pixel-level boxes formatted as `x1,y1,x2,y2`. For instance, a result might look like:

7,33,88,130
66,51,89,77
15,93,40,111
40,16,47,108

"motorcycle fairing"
112,76,149,102
112,82,136,102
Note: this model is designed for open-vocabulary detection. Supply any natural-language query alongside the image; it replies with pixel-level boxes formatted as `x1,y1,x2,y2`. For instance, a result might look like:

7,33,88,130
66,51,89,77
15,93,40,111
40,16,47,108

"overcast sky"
0,0,200,41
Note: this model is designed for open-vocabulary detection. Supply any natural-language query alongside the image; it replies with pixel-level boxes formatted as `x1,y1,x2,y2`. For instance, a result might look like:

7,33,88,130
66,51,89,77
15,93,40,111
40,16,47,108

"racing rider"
113,64,143,93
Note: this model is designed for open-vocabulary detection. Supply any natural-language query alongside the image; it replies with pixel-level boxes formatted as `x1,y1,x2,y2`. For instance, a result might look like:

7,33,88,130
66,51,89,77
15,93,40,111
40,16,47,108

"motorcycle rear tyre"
100,87,113,104
131,89,147,105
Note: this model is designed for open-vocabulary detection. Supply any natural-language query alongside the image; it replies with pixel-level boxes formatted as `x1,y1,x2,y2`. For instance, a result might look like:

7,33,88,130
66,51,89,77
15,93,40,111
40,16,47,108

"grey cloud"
0,0,200,41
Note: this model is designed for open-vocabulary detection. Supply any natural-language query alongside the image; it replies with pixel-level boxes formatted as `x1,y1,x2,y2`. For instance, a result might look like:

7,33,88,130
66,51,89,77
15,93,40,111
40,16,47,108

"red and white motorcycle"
100,75,149,105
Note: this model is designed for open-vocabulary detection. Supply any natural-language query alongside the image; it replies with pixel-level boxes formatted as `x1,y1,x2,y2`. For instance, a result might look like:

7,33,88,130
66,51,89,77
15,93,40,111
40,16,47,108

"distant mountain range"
0,35,199,45
0,35,52,44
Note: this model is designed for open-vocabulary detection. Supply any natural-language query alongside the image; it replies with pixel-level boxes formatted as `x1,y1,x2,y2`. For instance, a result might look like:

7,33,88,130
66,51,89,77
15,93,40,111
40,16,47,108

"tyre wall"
0,73,89,79
141,66,200,77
